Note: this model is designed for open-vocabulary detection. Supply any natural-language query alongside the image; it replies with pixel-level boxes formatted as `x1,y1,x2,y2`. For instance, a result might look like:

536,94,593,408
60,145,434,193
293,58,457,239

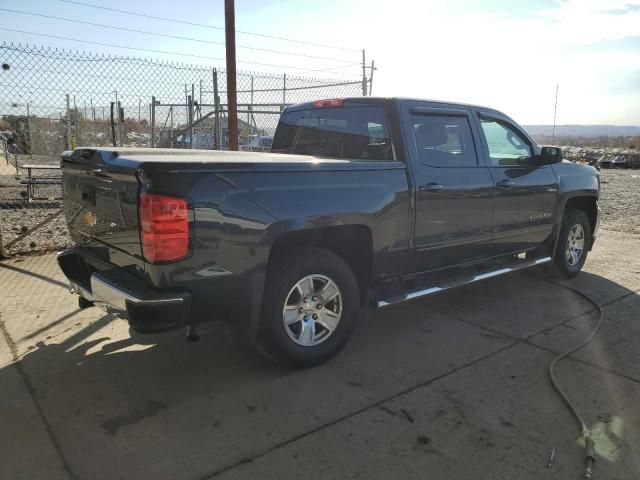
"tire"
551,208,591,278
259,247,360,368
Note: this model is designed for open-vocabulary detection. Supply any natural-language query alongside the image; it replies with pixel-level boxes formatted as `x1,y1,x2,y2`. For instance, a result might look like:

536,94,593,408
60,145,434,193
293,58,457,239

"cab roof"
285,96,503,116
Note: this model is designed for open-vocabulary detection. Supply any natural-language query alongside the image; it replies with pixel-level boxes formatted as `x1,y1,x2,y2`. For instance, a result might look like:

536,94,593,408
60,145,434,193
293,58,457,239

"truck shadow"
1,269,638,478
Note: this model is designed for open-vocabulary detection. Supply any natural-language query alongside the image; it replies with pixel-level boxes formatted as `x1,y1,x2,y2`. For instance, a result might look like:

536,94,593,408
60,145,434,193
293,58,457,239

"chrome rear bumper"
59,249,190,332
69,270,187,315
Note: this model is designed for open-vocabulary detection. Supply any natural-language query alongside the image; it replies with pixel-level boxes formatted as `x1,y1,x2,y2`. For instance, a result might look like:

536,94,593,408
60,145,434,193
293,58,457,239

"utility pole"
368,59,375,95
552,84,559,144
225,0,238,151
361,49,368,96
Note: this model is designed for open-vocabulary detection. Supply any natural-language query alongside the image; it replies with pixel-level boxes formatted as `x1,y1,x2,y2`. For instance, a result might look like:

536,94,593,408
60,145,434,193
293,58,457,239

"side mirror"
538,146,563,165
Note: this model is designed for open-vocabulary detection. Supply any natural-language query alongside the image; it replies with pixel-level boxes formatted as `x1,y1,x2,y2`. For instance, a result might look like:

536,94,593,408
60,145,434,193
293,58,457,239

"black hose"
546,278,603,479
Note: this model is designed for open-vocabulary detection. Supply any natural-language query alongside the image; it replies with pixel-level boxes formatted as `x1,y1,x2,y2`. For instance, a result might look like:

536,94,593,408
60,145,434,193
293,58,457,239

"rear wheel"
259,247,360,368
551,208,591,278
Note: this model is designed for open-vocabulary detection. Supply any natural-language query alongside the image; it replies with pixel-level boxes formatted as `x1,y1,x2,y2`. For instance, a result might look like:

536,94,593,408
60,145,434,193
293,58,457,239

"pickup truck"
58,97,600,367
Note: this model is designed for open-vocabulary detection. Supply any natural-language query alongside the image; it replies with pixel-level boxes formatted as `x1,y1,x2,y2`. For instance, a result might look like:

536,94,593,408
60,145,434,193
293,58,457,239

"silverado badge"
84,211,97,227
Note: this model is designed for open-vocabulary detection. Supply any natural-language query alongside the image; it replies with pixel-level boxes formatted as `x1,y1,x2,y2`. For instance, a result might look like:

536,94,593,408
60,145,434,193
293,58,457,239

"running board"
375,256,552,308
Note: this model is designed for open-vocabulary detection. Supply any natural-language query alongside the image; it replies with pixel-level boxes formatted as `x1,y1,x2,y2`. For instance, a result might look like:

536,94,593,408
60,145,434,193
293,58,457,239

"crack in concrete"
422,288,640,387
198,341,519,479
198,285,639,478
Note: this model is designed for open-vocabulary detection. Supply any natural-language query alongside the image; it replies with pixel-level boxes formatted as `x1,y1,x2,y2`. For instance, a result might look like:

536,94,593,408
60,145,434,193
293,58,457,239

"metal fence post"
93,104,97,142
26,101,33,158
170,106,174,148
213,68,221,150
118,102,124,147
150,96,156,148
361,49,368,96
74,95,80,147
187,94,193,149
114,91,123,147
65,94,72,150
83,100,87,145
190,84,195,149
282,73,287,109
110,102,116,147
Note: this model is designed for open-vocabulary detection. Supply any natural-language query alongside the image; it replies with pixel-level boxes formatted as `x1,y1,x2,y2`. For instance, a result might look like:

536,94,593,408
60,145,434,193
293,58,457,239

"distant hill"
522,125,640,137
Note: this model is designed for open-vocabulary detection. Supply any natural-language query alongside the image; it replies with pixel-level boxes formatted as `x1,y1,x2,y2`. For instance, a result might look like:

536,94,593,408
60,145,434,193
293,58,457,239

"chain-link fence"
1,43,365,156
0,42,367,257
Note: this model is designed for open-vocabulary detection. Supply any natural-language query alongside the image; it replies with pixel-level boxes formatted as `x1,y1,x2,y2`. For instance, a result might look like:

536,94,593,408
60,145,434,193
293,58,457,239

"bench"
20,164,62,201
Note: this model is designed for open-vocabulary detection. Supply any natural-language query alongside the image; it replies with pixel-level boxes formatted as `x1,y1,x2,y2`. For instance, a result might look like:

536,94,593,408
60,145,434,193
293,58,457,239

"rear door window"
411,114,478,167
272,106,393,160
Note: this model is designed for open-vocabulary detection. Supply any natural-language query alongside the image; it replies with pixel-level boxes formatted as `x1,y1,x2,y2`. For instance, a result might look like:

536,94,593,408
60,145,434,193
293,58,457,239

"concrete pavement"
1,229,638,479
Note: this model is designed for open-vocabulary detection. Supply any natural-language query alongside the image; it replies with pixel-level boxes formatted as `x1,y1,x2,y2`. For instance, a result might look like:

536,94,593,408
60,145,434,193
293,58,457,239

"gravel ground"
598,169,640,235
0,204,70,255
0,167,71,256
1,166,638,257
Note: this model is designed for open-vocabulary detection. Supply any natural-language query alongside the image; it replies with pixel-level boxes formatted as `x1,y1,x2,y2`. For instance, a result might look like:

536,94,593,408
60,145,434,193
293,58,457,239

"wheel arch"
563,196,598,241
268,225,373,304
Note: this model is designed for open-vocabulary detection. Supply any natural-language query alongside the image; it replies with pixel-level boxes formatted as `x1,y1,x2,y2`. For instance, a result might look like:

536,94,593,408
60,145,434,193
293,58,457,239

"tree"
124,117,147,133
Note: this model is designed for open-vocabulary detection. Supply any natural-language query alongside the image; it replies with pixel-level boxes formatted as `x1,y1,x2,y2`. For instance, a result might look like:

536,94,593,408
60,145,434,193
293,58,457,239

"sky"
1,0,639,125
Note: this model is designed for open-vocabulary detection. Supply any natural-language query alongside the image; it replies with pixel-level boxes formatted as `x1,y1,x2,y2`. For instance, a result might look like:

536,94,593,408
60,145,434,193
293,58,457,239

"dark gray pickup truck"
58,97,600,367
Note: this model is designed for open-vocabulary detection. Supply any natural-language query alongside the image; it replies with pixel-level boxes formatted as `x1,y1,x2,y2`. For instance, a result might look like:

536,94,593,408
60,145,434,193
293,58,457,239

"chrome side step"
376,256,552,308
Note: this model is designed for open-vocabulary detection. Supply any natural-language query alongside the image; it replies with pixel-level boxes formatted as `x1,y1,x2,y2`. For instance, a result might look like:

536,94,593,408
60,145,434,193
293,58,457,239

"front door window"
480,119,532,167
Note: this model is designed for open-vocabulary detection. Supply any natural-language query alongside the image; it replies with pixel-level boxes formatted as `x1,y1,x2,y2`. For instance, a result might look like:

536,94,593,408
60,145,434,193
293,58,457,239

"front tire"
259,247,360,368
551,208,591,278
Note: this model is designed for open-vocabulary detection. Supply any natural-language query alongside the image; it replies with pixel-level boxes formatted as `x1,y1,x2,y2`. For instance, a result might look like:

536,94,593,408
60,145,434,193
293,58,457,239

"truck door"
473,111,558,254
402,102,494,271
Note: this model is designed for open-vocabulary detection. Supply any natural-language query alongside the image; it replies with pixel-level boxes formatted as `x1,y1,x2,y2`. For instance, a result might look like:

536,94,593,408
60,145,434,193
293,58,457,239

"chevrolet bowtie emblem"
84,211,97,227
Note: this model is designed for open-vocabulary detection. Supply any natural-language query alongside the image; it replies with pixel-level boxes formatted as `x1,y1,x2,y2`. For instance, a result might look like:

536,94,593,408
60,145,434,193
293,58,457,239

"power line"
59,0,361,53
297,62,364,76
0,27,361,74
0,8,355,63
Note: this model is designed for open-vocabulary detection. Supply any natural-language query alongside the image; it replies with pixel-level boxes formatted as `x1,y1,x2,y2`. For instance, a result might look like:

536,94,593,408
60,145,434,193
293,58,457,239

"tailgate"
62,149,142,257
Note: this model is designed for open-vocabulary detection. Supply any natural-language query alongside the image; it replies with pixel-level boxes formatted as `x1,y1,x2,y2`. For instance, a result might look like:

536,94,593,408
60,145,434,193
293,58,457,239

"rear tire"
259,247,360,368
550,208,591,278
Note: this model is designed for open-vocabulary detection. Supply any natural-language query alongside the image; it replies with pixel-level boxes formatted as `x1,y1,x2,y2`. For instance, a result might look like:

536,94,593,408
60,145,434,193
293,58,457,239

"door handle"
496,179,515,189
419,183,443,193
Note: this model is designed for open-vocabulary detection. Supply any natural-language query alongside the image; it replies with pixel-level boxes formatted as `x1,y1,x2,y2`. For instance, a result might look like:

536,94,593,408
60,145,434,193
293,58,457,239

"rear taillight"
312,98,345,108
139,192,190,263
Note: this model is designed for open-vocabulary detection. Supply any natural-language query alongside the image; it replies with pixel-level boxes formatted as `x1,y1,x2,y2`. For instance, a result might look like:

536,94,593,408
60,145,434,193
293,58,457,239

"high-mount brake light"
139,192,190,263
312,98,345,108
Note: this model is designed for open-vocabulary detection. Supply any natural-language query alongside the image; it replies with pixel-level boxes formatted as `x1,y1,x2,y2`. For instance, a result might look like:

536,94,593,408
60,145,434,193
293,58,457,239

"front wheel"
551,208,591,278
259,247,360,368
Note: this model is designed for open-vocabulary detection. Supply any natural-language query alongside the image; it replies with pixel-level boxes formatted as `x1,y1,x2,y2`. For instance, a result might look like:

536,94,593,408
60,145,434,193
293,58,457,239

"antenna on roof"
552,83,559,144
